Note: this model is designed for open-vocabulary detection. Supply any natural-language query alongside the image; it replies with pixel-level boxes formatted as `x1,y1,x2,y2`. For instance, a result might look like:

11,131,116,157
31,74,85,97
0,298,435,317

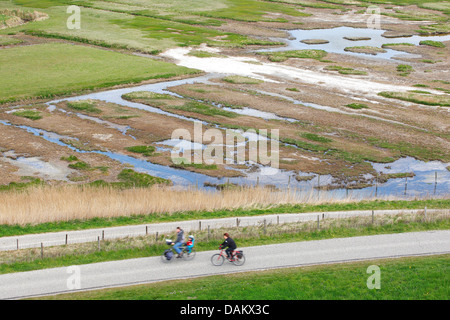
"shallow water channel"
262,26,450,60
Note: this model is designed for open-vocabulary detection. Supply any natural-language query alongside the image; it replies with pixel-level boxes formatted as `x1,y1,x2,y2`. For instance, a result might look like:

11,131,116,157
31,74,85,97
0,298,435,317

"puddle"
262,26,450,60
0,150,74,181
8,157,72,181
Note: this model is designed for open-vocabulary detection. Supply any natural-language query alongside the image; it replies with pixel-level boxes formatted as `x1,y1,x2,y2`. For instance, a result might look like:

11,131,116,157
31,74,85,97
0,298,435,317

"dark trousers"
226,248,235,259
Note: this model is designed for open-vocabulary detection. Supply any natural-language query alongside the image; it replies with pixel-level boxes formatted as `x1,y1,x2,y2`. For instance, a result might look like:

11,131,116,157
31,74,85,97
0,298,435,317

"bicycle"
211,247,245,266
161,239,196,263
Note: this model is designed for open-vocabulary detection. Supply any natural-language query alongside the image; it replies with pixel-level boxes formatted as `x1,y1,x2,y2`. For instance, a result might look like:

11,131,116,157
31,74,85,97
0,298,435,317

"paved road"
1,208,443,251
1,230,449,299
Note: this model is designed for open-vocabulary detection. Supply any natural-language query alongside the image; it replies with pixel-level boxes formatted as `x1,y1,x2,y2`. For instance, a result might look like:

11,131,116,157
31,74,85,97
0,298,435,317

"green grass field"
0,0,286,52
0,42,198,103
36,254,450,300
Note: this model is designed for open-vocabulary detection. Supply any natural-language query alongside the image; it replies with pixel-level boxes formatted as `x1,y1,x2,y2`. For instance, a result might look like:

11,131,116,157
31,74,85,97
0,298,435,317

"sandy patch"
161,46,423,98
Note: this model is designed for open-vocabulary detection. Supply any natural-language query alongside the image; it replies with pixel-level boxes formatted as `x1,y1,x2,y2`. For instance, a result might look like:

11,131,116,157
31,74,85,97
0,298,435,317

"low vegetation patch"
300,132,333,143
417,23,450,35
258,49,327,62
125,146,156,157
171,158,218,170
12,109,42,120
0,177,43,192
169,101,238,118
300,39,329,44
60,155,79,162
343,36,371,41
324,65,367,75
419,40,446,48
89,169,171,189
396,64,414,77
378,91,450,107
187,50,225,58
122,91,175,101
344,46,386,55
222,75,263,84
381,43,414,48
66,101,101,114
344,103,369,109
68,161,108,173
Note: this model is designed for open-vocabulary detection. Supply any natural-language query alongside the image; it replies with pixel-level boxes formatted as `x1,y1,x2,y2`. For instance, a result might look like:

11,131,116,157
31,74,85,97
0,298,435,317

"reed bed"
0,185,386,226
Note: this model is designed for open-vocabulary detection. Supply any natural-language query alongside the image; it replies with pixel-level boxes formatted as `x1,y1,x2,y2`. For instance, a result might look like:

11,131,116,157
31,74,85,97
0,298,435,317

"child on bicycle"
185,235,195,254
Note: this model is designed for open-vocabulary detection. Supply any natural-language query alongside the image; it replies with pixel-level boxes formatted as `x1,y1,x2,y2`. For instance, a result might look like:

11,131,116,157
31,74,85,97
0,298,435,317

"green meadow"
0,42,198,103
37,254,450,300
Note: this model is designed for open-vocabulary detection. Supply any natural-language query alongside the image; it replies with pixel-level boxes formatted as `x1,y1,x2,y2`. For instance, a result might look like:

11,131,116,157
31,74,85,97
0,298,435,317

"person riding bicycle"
171,227,185,258
185,235,195,254
220,233,237,261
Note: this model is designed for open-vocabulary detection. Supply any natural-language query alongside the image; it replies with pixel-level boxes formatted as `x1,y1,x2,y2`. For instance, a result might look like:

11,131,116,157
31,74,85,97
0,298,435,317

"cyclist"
220,233,237,261
171,227,185,258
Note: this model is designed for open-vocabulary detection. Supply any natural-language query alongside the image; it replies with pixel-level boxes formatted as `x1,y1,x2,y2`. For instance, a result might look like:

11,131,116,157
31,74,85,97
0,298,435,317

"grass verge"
36,254,450,300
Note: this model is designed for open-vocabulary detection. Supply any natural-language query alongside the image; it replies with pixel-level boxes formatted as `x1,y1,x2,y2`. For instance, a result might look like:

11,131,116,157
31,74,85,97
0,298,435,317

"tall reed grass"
0,185,384,226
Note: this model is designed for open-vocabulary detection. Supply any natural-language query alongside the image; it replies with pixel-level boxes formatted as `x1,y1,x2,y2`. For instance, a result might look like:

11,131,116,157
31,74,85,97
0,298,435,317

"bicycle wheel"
211,253,225,266
182,248,196,261
233,253,245,266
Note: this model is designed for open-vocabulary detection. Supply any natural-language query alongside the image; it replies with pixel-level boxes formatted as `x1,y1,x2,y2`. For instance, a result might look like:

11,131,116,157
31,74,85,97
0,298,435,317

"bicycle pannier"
165,249,173,260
